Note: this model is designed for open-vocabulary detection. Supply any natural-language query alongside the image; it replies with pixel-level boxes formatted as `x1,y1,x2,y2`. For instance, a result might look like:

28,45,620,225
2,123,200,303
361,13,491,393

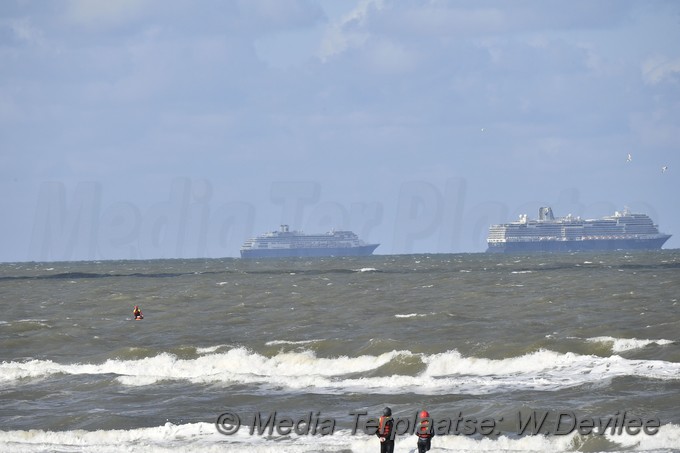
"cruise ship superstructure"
240,225,380,258
487,207,671,253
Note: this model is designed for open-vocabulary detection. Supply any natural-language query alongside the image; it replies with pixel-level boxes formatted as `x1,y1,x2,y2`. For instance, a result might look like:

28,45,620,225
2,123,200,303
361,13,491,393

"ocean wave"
586,336,675,353
0,348,408,388
244,268,372,276
606,422,680,451
1,422,679,452
195,345,231,354
265,339,323,346
0,319,52,331
0,271,208,282
2,347,680,395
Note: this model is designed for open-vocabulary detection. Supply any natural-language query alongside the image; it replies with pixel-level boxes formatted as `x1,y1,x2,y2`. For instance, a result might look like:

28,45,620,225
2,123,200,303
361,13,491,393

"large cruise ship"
487,207,671,253
240,225,380,258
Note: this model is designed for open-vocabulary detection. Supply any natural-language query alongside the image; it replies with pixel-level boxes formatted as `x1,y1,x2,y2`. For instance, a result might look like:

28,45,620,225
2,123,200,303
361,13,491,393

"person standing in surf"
376,407,395,453
133,305,143,320
415,410,434,452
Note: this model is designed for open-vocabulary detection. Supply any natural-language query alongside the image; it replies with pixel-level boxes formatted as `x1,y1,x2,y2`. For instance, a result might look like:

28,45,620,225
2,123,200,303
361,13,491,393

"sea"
1,250,679,453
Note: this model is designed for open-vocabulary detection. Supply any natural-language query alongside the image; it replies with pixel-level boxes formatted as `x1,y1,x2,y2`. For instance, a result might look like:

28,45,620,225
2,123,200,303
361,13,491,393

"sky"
1,0,679,262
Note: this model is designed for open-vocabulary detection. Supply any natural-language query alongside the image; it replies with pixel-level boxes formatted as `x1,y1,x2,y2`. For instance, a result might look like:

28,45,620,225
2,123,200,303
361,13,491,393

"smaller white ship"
240,225,379,259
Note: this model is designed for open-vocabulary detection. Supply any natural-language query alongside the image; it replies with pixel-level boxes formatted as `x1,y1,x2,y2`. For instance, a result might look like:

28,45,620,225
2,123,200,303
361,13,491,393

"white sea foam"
265,339,323,346
196,345,229,354
394,313,427,318
1,422,679,452
0,348,407,389
0,423,376,453
15,319,50,324
2,347,680,395
605,422,680,451
354,267,377,272
587,336,675,353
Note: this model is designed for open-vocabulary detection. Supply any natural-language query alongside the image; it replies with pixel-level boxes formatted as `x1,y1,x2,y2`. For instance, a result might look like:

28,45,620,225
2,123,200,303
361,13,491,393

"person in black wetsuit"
416,410,434,453
376,406,395,453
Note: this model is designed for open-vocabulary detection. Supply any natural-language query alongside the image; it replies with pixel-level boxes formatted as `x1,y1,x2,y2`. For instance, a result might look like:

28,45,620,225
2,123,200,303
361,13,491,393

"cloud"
236,0,326,31
3,17,45,46
642,55,680,85
64,0,152,29
318,0,383,61
354,0,633,39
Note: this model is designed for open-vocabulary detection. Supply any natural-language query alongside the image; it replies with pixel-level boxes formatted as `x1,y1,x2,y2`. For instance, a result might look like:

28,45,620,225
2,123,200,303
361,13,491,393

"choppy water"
1,251,679,452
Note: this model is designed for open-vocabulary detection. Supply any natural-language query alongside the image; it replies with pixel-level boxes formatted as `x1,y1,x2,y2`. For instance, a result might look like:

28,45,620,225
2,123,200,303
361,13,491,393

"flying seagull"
627,153,632,163
661,166,668,173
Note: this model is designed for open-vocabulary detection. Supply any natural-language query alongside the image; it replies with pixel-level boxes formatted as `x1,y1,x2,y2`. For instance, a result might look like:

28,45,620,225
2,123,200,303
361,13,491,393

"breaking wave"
2,347,679,394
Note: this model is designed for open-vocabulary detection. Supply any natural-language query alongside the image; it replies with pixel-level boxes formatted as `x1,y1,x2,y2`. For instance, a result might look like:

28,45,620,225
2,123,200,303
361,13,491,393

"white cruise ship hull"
487,235,671,253
240,244,379,259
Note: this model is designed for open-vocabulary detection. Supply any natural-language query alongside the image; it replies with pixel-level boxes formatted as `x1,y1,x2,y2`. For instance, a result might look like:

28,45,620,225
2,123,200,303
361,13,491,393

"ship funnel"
280,224,289,232
539,207,554,221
